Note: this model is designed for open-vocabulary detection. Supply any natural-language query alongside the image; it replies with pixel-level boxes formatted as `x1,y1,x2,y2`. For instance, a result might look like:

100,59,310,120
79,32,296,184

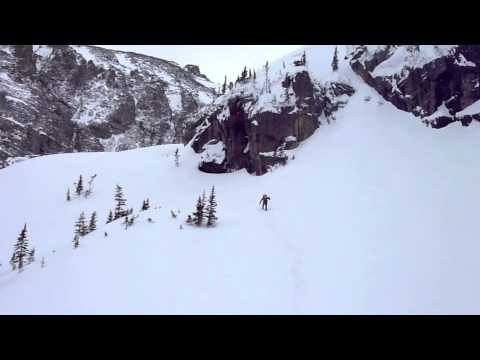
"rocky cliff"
348,45,480,128
189,45,480,176
187,48,354,175
0,45,216,167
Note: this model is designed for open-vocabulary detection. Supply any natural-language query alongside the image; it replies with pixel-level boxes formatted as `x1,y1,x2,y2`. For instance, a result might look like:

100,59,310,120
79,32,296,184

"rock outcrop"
188,54,354,175
349,45,480,128
0,45,216,167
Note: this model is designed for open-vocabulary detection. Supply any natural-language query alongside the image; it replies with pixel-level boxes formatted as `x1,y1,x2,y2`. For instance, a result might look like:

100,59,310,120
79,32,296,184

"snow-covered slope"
2,77,480,314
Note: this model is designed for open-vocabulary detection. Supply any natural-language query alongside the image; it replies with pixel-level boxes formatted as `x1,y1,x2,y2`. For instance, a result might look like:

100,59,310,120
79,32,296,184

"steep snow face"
0,45,216,167
2,81,480,314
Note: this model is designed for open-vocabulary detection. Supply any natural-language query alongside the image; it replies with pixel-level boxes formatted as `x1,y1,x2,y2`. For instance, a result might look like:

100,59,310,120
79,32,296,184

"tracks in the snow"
262,209,305,313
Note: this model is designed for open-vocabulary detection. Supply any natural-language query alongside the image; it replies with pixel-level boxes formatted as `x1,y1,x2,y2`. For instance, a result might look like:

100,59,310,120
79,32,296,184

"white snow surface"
2,77,480,314
456,100,480,117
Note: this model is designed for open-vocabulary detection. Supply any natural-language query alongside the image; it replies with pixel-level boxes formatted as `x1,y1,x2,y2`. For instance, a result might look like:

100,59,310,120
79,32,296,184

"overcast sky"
98,45,303,84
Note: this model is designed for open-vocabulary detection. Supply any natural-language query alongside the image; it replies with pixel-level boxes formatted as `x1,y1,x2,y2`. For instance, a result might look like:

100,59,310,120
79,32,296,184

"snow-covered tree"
221,76,227,94
174,148,180,167
331,46,339,72
206,186,218,227
192,196,204,226
114,185,127,219
89,211,97,232
73,234,80,249
75,175,83,196
75,211,88,237
123,215,130,230
141,198,150,211
264,61,271,94
28,248,35,264
12,224,29,272
84,174,97,198
67,188,71,202
106,209,113,223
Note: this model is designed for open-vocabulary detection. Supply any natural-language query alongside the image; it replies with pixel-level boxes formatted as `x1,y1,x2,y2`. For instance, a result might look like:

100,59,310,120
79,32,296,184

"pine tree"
28,248,35,264
10,254,16,271
221,76,227,94
106,209,113,223
73,234,80,249
123,215,130,229
89,211,97,232
331,46,339,71
145,198,150,210
264,61,271,94
12,224,29,272
201,190,208,219
174,148,180,167
249,69,252,79
192,196,204,226
206,186,218,227
75,212,88,237
75,175,83,196
253,70,256,80
66,188,71,202
114,185,127,219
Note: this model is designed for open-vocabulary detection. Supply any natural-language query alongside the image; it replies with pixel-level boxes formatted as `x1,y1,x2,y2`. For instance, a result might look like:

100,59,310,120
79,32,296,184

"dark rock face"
0,45,215,167
349,45,480,128
190,71,354,175
184,64,209,80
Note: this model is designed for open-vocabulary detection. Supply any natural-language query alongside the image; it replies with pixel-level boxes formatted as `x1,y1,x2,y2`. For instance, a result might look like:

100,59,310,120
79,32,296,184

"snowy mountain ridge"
0,45,216,168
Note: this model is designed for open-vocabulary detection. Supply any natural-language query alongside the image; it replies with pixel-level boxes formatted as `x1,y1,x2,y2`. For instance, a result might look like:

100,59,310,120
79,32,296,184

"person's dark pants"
262,202,268,210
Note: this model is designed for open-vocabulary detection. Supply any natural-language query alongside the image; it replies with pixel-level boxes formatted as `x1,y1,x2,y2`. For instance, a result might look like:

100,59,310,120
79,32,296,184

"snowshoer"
259,194,271,211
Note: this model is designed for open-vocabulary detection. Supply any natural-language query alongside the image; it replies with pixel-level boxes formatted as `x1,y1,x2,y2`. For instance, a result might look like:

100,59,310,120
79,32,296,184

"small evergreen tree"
75,212,88,237
228,82,233,91
106,209,113,223
253,70,256,80
331,46,339,71
12,224,29,272
89,211,97,232
206,186,218,227
174,148,180,167
41,257,45,268
28,248,35,264
186,215,193,224
66,188,71,202
75,175,84,196
249,69,252,79
73,234,80,249
201,190,208,219
123,215,130,229
264,61,271,94
192,196,204,226
10,254,16,271
114,185,127,219
221,76,227,94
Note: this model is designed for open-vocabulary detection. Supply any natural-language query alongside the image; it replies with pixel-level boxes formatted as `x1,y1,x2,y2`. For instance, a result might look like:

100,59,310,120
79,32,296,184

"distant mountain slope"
0,45,216,167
